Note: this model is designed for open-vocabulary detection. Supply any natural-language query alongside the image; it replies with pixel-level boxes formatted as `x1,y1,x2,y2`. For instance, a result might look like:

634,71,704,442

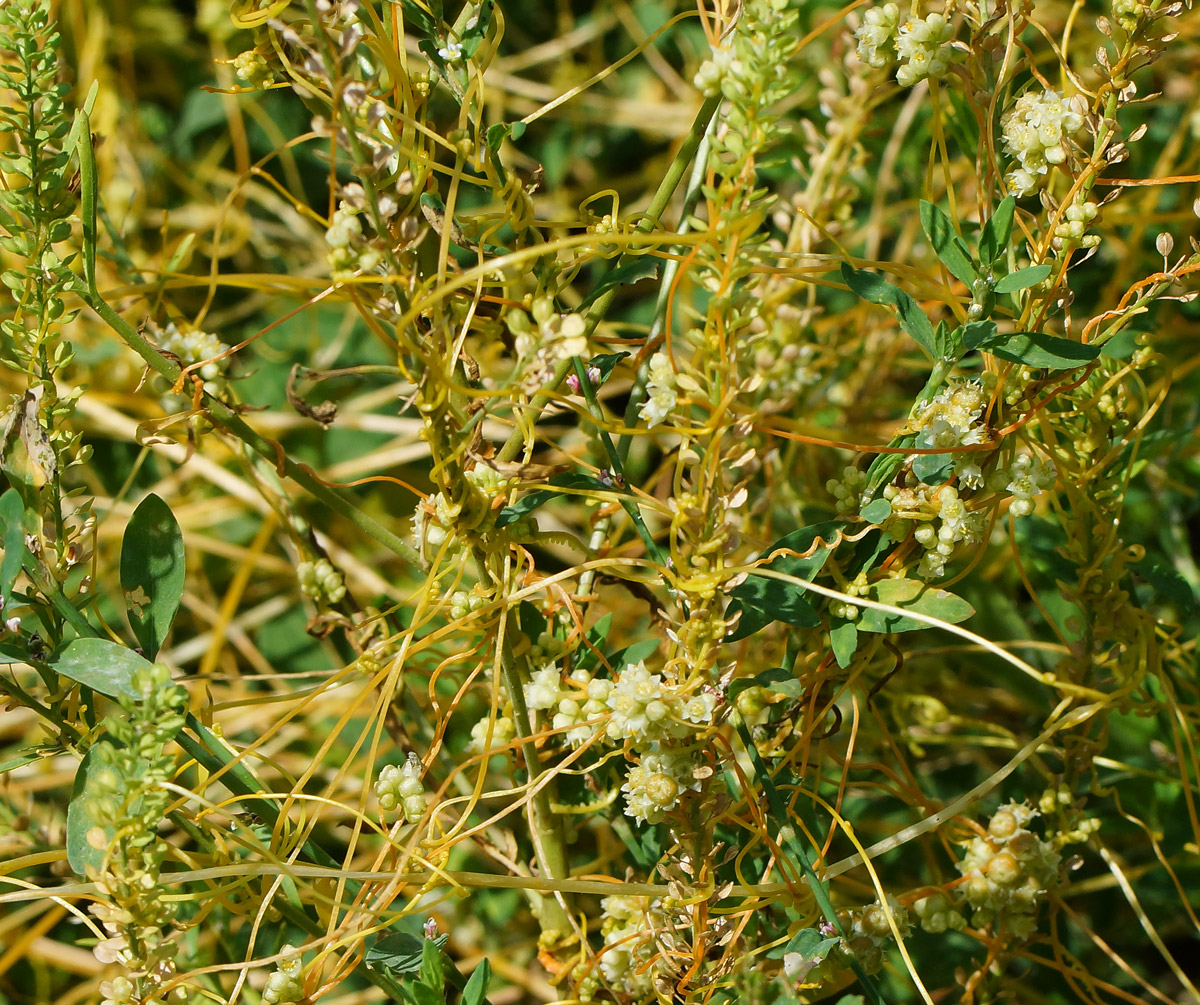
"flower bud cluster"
233,49,273,88
261,945,305,1004
882,482,987,580
375,753,427,823
805,899,913,984
1001,89,1085,197
913,891,966,933
638,351,679,428
955,802,1061,936
410,465,516,561
466,714,515,755
826,465,867,515
157,321,227,392
598,895,665,998
1112,0,1152,32
1052,200,1100,250
297,558,346,606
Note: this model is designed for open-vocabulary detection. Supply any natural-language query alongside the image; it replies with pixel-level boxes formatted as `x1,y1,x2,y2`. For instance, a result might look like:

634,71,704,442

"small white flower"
639,352,678,428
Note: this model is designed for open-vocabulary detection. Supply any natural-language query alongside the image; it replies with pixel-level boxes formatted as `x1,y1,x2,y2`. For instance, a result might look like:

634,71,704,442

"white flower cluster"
914,485,985,579
639,351,678,428
621,748,703,825
955,801,1061,937
894,13,956,87
993,452,1056,517
854,6,956,87
1000,89,1085,197
158,322,226,385
261,945,305,1004
297,557,346,606
854,3,900,67
599,895,665,998
374,753,427,823
508,297,589,396
911,380,988,451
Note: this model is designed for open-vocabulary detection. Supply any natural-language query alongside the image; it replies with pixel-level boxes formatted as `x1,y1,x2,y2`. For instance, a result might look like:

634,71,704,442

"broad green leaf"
979,196,1015,264
840,265,937,358
829,620,858,668
367,933,448,975
920,201,977,285
579,257,661,310
462,958,492,1005
993,264,1051,294
586,352,629,384
1143,564,1196,614
495,473,611,528
728,667,804,702
121,493,185,659
727,521,840,640
973,331,1101,370
410,983,443,1005
0,488,24,612
856,579,975,633
767,926,841,963
517,600,546,641
50,637,152,700
608,638,660,669
859,498,892,524
912,451,955,484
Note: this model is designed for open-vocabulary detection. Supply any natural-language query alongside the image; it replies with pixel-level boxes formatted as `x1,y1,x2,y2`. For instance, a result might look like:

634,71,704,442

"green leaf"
419,937,444,993
410,983,443,1005
0,488,25,612
993,264,1051,294
459,0,495,57
972,331,1101,370
608,638,660,669
517,600,546,641
579,257,661,310
728,667,804,701
960,320,998,351
829,620,858,668
394,0,438,34
1143,564,1196,614
486,119,524,152
574,613,613,672
495,473,611,528
66,744,108,875
859,498,892,524
586,352,629,385
462,958,492,1005
979,196,1015,264
840,265,937,358
912,451,955,484
50,638,152,700
121,493,185,659
767,926,841,962
368,933,448,975
856,579,975,633
727,522,840,640
919,201,978,285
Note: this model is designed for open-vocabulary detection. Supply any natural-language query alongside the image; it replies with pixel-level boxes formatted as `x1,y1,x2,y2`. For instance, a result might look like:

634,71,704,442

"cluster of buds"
297,558,346,607
853,6,957,87
1000,89,1085,197
260,946,305,1004
375,753,428,823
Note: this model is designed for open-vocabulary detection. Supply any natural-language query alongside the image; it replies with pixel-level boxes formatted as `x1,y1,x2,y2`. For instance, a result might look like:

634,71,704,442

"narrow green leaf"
728,667,804,701
586,352,629,384
579,257,661,310
0,488,24,611
979,196,1015,264
462,958,492,1005
829,620,858,668
495,473,611,528
973,331,1101,370
993,264,1051,294
51,638,152,699
856,579,975,633
727,521,840,639
840,265,937,358
767,927,841,963
66,744,107,875
919,201,978,285
419,938,444,992
574,613,613,672
960,320,998,351
121,493,185,659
